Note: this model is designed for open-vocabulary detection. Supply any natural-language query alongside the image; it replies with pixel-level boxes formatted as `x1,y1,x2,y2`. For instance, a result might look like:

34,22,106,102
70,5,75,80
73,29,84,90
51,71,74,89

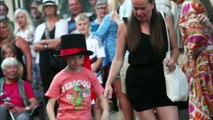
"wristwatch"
25,106,30,111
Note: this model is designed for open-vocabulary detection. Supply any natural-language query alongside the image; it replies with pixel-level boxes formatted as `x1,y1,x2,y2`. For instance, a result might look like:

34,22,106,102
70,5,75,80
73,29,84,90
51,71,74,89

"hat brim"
38,4,61,13
55,50,93,57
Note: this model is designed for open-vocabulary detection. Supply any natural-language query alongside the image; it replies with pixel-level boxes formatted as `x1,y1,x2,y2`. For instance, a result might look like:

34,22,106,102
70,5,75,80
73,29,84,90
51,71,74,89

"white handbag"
161,12,189,102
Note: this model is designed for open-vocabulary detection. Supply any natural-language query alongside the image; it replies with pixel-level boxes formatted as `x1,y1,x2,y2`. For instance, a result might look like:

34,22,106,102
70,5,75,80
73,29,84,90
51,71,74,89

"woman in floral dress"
179,0,213,119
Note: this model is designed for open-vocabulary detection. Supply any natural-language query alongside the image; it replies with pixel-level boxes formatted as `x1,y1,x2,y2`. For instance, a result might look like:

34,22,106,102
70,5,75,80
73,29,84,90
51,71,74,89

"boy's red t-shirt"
45,68,104,120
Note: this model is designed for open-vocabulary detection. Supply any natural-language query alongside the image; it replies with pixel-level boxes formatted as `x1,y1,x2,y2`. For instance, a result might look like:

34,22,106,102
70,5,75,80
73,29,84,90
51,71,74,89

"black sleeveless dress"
125,14,177,111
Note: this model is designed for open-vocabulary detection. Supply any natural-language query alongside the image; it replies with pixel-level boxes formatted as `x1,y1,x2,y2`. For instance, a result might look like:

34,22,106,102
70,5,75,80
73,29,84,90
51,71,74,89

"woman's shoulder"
57,19,68,24
103,14,111,21
35,23,45,30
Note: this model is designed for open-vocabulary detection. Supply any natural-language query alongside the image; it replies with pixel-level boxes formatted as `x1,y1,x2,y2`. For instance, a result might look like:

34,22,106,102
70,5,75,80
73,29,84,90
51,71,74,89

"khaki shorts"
120,58,130,93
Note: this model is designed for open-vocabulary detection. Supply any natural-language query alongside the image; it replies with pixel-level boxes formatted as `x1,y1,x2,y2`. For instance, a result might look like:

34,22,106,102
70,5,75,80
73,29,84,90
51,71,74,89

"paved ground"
33,106,188,120
33,104,125,120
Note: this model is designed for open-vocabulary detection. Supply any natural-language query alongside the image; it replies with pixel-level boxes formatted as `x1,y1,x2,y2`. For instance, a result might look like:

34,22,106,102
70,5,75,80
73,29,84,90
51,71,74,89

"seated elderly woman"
0,57,38,120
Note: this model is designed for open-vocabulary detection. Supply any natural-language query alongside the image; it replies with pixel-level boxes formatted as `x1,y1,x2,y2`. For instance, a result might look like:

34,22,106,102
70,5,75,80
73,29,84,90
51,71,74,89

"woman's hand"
101,110,109,120
110,11,120,25
104,83,113,100
165,58,176,72
4,102,15,110
10,107,26,116
27,74,33,83
198,14,209,25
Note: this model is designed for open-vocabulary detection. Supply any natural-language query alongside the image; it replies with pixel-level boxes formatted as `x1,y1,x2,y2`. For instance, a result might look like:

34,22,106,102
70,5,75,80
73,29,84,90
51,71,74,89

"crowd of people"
0,0,212,120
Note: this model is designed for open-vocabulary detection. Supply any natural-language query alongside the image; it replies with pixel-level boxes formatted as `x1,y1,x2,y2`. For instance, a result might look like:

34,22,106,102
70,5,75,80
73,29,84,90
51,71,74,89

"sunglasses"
96,7,107,10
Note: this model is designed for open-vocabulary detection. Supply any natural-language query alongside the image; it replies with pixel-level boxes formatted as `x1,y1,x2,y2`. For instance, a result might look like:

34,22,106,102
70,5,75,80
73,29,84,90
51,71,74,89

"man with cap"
45,34,109,120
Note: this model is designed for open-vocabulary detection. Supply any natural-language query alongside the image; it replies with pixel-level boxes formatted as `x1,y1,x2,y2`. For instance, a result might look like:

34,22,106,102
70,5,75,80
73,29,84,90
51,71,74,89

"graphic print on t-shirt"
63,81,90,110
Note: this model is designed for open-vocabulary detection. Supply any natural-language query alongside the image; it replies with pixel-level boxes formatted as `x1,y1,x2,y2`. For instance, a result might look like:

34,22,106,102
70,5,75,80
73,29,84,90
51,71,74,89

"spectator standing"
14,8,35,48
33,0,68,105
94,0,134,120
90,0,108,33
14,8,45,117
88,0,98,21
75,13,106,120
31,0,45,28
179,0,213,119
68,0,83,33
104,0,179,120
155,0,172,16
0,2,13,28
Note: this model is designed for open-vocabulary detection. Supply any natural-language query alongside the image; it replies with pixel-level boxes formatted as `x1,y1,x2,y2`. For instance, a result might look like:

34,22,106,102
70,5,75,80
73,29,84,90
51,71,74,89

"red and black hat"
58,34,93,57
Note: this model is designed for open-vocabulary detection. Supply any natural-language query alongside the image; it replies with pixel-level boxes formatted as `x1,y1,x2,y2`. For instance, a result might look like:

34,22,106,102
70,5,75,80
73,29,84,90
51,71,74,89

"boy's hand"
101,111,109,120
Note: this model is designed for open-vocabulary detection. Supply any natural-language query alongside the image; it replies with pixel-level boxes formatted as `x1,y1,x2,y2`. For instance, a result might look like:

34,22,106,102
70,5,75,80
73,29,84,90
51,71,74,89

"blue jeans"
0,105,30,120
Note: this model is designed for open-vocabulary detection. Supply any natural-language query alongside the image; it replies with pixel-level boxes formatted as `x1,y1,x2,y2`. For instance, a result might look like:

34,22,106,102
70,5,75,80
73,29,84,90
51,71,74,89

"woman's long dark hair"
126,0,164,57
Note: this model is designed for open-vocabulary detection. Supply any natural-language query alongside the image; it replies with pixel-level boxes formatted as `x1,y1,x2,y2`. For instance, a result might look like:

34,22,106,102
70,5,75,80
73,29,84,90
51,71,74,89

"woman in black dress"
104,0,179,119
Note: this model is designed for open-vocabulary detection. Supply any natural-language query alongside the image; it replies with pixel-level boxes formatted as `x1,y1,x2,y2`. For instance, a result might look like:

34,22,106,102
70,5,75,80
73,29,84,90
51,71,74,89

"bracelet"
25,106,30,111
43,44,48,50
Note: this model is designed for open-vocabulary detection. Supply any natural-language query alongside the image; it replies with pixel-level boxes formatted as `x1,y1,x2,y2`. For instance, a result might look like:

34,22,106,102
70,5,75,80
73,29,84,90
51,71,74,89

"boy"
75,13,106,120
45,34,109,120
75,13,105,87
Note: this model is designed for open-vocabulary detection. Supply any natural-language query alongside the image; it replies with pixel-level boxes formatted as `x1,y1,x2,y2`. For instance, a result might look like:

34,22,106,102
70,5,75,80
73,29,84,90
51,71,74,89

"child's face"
4,48,16,58
16,12,27,29
66,54,85,71
76,19,90,35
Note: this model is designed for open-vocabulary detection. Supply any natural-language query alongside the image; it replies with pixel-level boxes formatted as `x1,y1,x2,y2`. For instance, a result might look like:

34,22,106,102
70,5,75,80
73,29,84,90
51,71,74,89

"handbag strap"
44,22,50,39
160,12,171,58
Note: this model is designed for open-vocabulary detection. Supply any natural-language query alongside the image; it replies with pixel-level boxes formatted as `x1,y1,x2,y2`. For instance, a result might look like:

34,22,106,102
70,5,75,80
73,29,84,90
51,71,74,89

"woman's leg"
113,78,133,120
156,106,179,120
15,112,30,120
136,108,157,120
0,105,8,120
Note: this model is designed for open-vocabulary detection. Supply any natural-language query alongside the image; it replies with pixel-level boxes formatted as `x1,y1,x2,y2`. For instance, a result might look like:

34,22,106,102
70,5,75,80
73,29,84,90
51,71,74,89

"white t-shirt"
119,0,132,20
86,35,105,84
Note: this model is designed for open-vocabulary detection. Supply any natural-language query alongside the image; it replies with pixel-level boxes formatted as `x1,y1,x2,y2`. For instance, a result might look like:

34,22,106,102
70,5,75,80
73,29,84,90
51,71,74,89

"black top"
128,14,168,67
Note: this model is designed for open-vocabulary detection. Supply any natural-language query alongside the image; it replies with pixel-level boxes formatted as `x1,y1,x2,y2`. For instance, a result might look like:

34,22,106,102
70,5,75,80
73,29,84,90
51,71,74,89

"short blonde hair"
74,13,90,23
1,57,19,70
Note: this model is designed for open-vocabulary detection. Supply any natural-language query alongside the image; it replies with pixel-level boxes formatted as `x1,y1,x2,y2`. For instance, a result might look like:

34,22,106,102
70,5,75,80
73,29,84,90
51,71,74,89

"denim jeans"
0,105,30,120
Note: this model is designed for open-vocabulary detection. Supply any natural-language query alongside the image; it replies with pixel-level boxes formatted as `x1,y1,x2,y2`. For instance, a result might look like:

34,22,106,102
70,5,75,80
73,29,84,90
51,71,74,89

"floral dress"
179,0,213,119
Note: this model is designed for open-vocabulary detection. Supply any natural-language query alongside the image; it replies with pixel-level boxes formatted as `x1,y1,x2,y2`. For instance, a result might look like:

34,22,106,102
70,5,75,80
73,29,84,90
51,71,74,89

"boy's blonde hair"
74,13,90,23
